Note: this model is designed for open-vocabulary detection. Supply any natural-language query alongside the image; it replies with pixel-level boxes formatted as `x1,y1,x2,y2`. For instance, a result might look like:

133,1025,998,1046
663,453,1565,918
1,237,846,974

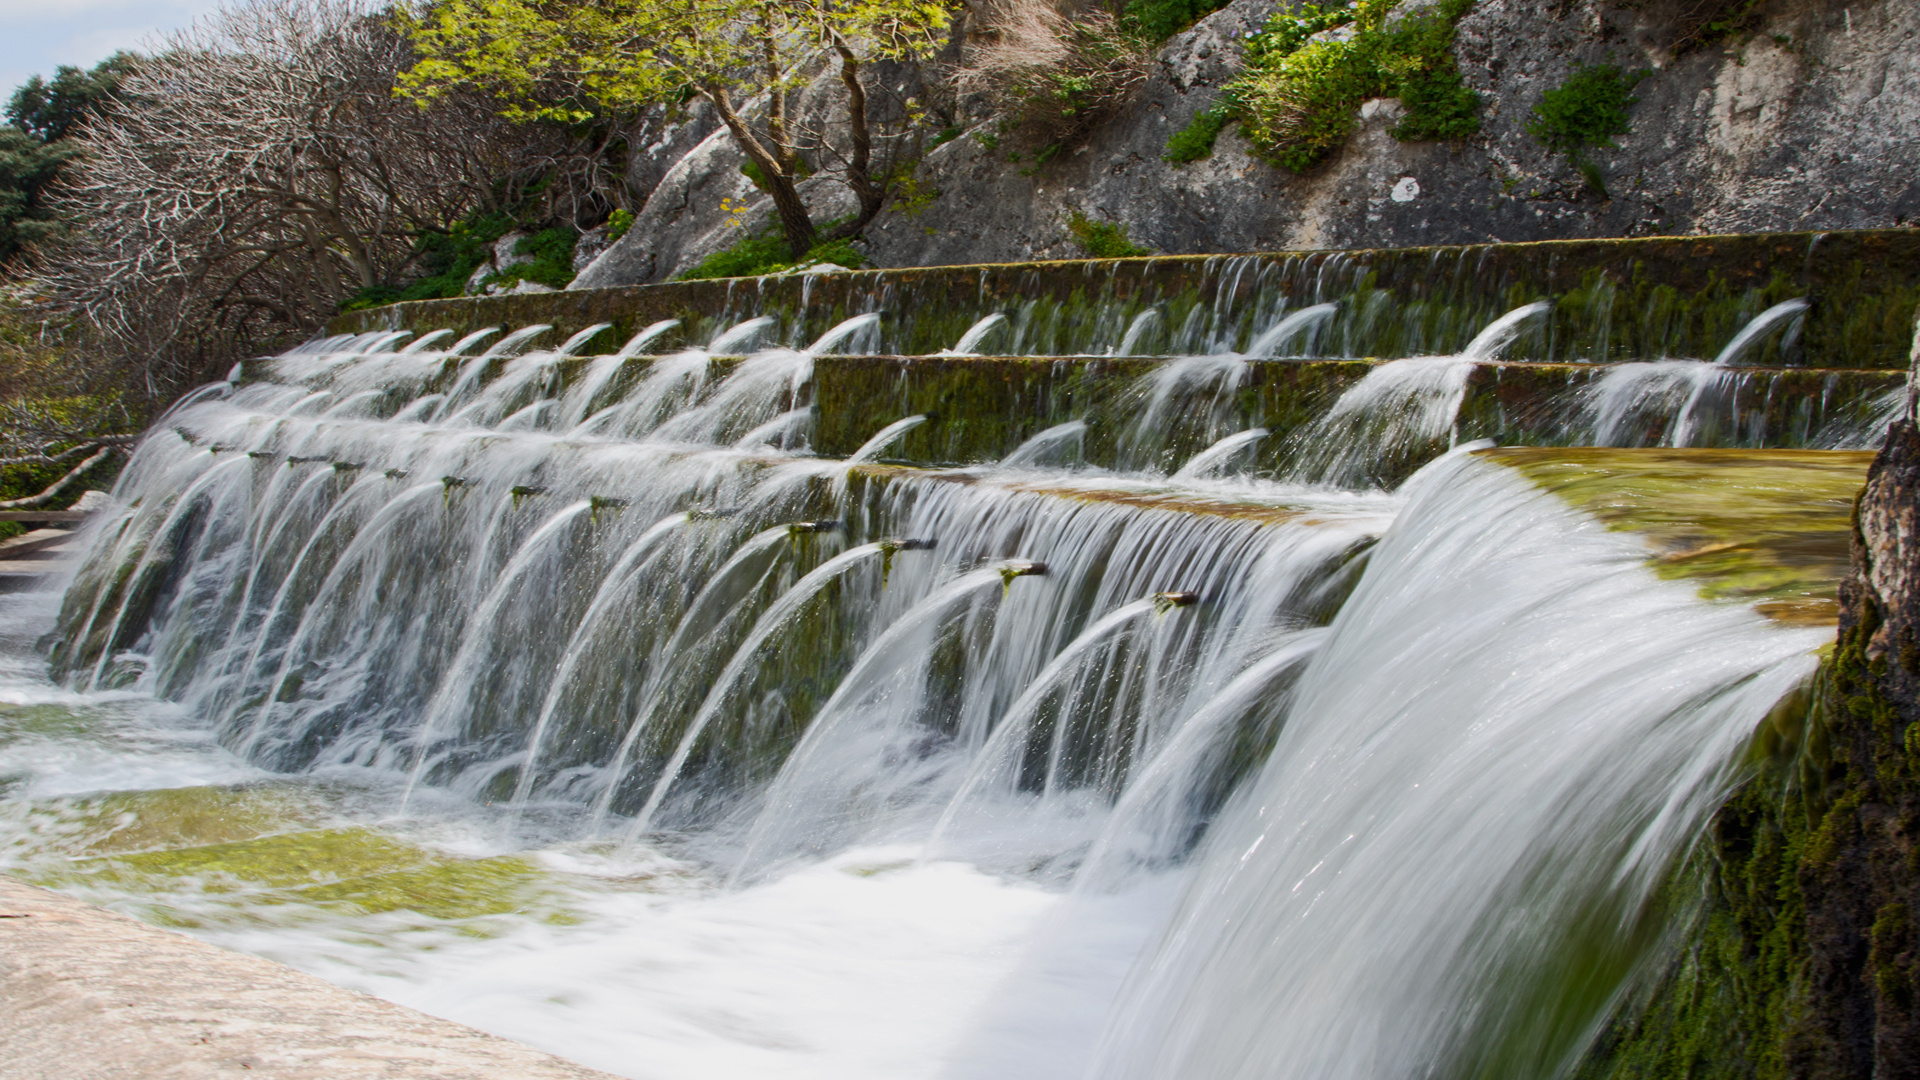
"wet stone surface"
1482,446,1874,625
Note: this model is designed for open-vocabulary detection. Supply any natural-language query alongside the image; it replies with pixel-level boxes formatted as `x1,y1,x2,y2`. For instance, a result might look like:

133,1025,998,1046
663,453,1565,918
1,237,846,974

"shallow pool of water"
0,586,1166,1080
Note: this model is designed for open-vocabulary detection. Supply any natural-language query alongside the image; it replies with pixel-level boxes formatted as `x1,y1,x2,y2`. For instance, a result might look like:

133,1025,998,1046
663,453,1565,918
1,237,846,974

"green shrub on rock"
1163,107,1231,164
1527,64,1646,197
1067,211,1152,258
1165,0,1480,171
1527,64,1645,156
678,225,869,281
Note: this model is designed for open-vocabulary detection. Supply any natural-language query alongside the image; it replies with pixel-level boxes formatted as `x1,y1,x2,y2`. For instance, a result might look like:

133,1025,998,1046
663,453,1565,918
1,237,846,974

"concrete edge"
0,874,624,1080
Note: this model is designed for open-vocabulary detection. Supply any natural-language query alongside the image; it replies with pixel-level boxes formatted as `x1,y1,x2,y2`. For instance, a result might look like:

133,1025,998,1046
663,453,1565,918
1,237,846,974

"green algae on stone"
0,702,108,746
1479,447,1873,625
9,784,563,928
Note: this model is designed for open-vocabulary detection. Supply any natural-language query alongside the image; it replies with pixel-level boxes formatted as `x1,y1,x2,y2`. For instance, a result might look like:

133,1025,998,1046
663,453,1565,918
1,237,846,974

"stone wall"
334,230,1920,372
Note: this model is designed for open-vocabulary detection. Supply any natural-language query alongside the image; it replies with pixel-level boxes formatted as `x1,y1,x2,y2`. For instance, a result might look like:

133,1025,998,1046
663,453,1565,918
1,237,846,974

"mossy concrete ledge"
326,229,1920,370
0,875,616,1079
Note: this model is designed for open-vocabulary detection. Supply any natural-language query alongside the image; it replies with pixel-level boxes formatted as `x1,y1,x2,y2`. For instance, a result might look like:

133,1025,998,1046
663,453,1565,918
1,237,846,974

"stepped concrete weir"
4,230,1915,1079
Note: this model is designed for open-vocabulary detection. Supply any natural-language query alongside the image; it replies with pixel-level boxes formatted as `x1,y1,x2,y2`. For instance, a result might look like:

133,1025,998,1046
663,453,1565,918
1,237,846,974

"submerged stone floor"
0,875,617,1079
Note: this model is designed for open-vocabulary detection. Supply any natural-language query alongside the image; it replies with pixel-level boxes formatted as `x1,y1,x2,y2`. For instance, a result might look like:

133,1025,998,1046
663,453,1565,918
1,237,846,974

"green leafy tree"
398,0,955,260
0,131,76,265
0,54,134,267
6,53,136,142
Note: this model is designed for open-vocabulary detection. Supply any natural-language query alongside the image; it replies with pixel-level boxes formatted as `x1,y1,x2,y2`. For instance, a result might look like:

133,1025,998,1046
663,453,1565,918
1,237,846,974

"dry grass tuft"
951,0,1150,150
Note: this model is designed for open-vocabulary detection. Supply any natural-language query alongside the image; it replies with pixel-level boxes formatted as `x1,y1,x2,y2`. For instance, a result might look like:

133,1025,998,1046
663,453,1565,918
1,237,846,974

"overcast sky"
0,0,221,107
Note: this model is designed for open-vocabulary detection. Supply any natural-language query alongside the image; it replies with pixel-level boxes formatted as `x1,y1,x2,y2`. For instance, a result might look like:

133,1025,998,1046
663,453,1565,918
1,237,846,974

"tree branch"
0,445,117,509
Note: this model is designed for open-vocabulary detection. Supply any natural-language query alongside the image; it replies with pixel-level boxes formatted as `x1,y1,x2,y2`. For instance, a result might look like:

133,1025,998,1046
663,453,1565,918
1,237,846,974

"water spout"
806,312,883,356
619,542,894,840
1076,628,1327,892
1001,421,1088,469
555,323,614,357
924,596,1161,857
480,324,554,358
1713,298,1809,366
400,499,595,810
734,408,812,451
445,327,502,356
943,313,1009,356
587,525,798,832
617,319,681,358
510,512,692,814
1171,428,1268,481
732,565,1012,878
1116,310,1161,357
709,316,777,354
1461,300,1552,361
399,329,455,354
846,415,928,464
1244,303,1338,359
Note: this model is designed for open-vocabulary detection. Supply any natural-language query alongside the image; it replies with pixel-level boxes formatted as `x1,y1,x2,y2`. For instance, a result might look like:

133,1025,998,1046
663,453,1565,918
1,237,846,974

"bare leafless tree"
36,0,614,395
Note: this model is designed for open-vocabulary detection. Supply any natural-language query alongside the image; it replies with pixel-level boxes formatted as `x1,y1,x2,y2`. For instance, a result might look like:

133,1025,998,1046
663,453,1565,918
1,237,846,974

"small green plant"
1164,108,1230,165
1527,64,1644,155
606,208,634,242
677,230,792,279
929,125,963,149
1067,211,1151,258
1527,64,1646,198
676,224,868,281
974,131,999,152
481,226,578,291
1390,67,1481,142
1171,0,1480,170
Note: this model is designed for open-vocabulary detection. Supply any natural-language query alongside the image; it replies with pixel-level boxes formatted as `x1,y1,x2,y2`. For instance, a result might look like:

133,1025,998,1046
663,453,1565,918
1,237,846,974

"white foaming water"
1095,452,1826,1080
10,292,1852,1080
845,413,927,464
1242,302,1338,358
942,313,1010,356
1000,421,1087,469
1285,301,1553,486
0,593,1138,1080
1171,428,1268,480
1583,359,1731,447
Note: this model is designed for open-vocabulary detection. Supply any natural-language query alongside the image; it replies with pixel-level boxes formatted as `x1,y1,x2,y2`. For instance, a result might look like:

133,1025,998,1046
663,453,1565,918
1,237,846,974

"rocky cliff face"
576,0,1919,288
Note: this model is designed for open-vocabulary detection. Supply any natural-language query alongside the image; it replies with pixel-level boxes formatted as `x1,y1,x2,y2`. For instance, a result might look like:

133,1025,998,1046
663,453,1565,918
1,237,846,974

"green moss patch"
1482,447,1872,624
10,784,566,929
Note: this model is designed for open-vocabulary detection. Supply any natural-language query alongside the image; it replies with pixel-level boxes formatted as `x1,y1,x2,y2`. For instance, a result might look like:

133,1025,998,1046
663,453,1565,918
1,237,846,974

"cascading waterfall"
1093,453,1824,1080
3,260,1889,1080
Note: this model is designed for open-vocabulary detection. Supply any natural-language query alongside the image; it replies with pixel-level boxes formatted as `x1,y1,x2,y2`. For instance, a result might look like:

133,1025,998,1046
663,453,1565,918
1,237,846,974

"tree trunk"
706,86,817,260
825,38,886,241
